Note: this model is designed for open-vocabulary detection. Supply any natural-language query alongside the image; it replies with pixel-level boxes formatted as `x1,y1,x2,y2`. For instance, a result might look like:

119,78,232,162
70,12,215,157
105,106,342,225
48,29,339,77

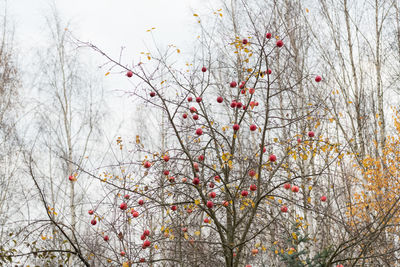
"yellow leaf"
306,8,309,13
292,232,297,240
184,233,189,240
169,234,175,240
193,14,198,17
123,262,130,267
307,197,311,203
105,72,110,76
194,231,201,236
177,49,181,53
41,236,46,240
195,199,200,205
228,160,233,168
222,153,230,162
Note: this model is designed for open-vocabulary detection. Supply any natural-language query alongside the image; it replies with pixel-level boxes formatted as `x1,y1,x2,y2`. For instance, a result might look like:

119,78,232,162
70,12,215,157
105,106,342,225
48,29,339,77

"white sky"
7,0,209,58
6,0,215,140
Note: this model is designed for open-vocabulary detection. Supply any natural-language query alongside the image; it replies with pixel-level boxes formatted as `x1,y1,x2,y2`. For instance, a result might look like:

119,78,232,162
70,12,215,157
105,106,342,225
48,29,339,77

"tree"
1,7,104,267
72,1,351,266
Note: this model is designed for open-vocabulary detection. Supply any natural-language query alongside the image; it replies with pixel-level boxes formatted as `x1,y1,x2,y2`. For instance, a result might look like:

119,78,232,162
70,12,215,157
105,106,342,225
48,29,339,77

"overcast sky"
5,0,215,139
8,0,210,58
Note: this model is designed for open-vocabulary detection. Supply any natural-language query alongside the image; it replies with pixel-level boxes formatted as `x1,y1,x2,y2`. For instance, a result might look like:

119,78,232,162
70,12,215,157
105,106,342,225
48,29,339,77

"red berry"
120,202,128,210
249,88,255,94
209,182,215,188
281,205,288,212
266,69,272,75
217,96,223,103
242,39,248,44
163,155,170,162
140,234,146,240
308,131,315,137
183,113,188,119
248,170,256,177
250,184,257,191
315,75,322,82
138,199,144,205
241,191,249,197
144,161,151,168
143,240,151,247
204,218,210,223
193,114,199,120
68,175,75,181
266,32,272,39
236,102,242,108
104,235,109,241
132,211,139,217
193,177,200,185
163,170,170,176
124,194,130,199
126,71,133,77
196,128,203,136
283,183,291,190
291,186,299,193
198,155,204,161
120,251,126,256
241,89,246,94
150,92,156,97
230,81,237,88
209,192,216,198
91,219,97,225
276,40,284,47
206,201,214,208
269,154,277,162
188,97,193,102
144,229,150,236
250,124,257,131
140,258,146,263
201,67,207,72
171,205,177,211
320,196,327,202
230,102,237,108
196,97,202,103
190,107,197,113
88,210,94,215
233,124,240,131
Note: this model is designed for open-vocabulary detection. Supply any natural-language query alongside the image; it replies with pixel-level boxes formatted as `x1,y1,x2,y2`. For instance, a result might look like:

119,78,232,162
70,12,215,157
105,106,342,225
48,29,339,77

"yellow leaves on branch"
348,109,400,226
